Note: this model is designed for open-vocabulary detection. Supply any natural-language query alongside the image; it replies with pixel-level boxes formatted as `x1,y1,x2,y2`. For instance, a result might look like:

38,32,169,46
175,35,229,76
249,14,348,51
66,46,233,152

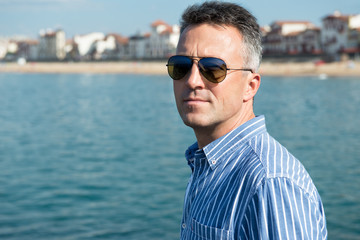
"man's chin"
182,117,210,129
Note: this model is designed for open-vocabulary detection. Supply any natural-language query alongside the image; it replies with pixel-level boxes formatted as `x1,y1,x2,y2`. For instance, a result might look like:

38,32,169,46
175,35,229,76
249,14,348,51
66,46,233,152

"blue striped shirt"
180,115,327,239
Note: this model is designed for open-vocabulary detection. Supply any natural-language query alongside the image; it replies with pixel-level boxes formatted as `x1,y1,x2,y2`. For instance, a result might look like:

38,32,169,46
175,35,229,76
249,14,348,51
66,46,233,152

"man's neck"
194,111,255,149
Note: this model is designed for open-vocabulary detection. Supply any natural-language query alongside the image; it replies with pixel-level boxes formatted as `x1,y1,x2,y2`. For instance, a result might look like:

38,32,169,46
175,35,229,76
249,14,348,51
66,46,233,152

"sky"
0,0,359,39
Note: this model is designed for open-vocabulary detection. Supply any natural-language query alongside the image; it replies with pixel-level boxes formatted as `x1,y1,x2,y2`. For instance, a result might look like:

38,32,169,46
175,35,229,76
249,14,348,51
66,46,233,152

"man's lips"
184,97,209,103
183,98,209,107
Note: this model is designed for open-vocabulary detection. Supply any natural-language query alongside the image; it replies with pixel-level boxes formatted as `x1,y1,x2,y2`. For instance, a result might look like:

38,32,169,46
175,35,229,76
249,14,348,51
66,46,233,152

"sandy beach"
0,60,359,77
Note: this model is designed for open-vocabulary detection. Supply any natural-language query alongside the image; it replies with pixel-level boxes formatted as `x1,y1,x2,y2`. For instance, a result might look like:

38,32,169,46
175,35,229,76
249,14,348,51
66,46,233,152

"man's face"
173,23,253,134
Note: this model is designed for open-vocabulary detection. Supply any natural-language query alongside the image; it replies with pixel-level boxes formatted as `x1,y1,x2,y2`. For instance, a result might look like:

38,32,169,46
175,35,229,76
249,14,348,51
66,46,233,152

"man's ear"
243,73,261,102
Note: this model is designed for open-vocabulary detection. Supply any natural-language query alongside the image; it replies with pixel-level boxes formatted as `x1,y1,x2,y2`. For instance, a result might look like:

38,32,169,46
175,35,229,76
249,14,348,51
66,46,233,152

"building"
263,21,321,56
3,40,19,61
72,32,129,60
73,32,105,60
299,28,322,54
145,20,180,59
128,33,150,60
96,33,129,60
0,38,8,60
283,27,321,54
16,39,39,61
321,11,360,59
38,29,66,60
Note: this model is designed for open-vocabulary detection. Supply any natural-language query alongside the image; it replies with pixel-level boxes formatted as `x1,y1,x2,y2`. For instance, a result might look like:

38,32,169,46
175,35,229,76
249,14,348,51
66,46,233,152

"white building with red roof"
73,32,105,59
321,11,360,58
145,20,179,59
262,21,321,55
91,33,129,60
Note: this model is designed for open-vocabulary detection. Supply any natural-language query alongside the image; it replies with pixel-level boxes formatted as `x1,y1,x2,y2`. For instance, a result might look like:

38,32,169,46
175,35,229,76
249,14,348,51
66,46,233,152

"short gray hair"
180,1,262,71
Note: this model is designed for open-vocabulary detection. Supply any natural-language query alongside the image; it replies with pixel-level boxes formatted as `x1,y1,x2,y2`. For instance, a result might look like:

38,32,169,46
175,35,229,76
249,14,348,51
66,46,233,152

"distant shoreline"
0,61,359,77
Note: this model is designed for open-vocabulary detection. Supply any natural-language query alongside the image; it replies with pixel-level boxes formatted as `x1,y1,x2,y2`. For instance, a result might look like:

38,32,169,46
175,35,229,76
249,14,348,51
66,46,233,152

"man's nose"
185,62,206,89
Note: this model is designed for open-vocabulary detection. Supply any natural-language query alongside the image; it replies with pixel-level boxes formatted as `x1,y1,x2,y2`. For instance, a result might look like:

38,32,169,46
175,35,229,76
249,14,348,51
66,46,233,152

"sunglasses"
166,55,253,83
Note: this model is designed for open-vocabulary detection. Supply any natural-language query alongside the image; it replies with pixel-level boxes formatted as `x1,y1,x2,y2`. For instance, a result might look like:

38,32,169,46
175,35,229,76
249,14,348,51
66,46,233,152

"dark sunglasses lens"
198,58,227,83
167,56,192,80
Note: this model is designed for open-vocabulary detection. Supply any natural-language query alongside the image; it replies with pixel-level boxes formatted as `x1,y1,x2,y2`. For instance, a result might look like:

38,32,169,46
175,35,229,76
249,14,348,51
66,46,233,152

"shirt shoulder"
247,131,318,201
240,133,327,238
239,176,327,239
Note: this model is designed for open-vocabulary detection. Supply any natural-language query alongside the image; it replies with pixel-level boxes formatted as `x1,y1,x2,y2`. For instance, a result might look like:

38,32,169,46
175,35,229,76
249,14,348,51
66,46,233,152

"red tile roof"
107,33,129,44
151,20,169,27
273,21,313,26
160,25,174,35
322,12,354,22
284,31,302,36
13,39,39,45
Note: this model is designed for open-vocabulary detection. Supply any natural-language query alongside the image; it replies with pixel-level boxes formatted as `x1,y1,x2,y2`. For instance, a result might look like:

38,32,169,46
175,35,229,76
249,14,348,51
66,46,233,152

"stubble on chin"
180,107,211,129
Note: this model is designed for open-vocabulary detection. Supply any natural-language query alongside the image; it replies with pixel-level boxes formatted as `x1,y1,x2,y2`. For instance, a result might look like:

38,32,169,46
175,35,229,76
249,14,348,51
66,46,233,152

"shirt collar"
185,142,199,162
185,115,267,170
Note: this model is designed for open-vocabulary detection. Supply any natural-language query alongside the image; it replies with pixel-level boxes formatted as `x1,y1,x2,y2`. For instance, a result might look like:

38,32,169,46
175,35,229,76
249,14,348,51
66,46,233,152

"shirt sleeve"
239,177,327,239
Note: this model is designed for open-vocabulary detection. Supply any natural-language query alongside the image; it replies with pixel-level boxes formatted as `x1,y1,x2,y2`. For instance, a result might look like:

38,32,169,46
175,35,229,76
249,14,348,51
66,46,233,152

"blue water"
0,73,359,239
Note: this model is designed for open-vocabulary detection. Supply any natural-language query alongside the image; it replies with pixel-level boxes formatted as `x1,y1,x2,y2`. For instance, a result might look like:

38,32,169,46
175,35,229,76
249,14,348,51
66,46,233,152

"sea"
0,72,359,240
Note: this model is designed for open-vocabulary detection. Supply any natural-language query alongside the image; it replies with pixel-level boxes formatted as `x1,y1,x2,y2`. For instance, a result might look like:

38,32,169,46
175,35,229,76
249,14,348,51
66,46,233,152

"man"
166,1,327,239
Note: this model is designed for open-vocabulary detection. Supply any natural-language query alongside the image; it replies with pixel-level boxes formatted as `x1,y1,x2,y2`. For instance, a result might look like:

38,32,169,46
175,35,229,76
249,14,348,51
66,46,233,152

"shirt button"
182,223,186,229
212,160,216,165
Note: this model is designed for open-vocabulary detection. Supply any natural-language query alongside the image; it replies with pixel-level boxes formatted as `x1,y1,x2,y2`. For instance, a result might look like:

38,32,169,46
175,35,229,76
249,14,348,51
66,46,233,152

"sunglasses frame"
166,55,253,83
